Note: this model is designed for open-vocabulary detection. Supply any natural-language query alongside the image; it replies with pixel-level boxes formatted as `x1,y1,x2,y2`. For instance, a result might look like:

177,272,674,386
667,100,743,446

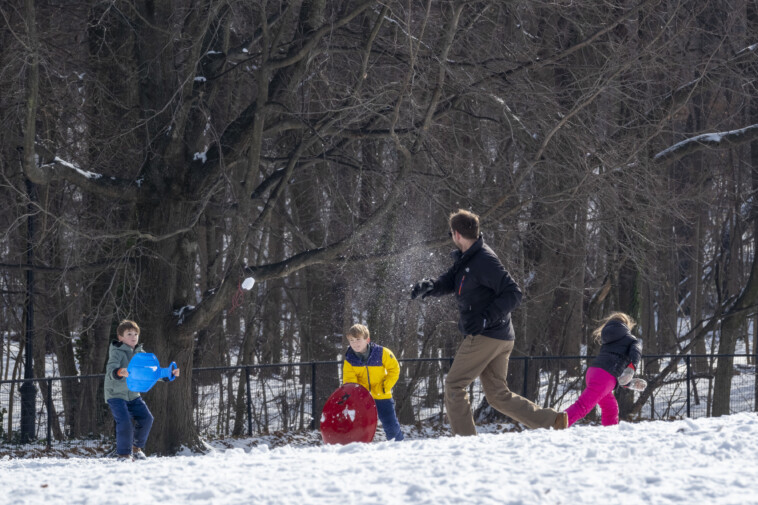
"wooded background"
1,0,757,454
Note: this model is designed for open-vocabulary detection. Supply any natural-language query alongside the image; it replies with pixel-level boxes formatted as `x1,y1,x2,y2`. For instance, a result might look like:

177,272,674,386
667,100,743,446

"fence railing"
0,353,755,451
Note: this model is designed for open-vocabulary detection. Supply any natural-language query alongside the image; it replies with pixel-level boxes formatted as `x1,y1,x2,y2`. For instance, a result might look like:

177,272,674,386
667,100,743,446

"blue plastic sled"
126,353,177,393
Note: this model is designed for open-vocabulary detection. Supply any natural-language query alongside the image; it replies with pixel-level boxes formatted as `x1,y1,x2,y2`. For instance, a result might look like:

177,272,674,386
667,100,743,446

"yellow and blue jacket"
342,343,400,400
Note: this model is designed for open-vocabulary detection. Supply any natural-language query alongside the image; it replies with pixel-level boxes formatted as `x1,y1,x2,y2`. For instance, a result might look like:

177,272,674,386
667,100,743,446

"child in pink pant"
564,312,642,427
566,367,621,426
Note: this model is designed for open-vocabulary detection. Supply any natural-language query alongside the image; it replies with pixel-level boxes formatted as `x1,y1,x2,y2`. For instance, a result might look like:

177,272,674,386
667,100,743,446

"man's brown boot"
553,412,568,430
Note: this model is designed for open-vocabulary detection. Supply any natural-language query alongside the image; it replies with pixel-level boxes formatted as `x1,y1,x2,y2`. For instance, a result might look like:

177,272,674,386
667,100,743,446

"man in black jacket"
411,209,567,435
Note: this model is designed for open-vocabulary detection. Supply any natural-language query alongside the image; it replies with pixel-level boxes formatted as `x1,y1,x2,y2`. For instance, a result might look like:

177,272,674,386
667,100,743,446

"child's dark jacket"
590,320,642,379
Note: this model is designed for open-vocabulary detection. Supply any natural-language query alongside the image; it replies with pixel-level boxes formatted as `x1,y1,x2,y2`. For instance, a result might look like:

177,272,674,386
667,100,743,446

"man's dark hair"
449,209,480,240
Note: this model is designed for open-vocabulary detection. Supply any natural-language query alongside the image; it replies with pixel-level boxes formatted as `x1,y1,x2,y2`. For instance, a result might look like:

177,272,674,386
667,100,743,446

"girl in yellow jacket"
342,324,404,441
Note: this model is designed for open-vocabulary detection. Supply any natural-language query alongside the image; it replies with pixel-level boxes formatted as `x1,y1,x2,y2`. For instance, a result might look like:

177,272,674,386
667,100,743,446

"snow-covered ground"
1,412,756,505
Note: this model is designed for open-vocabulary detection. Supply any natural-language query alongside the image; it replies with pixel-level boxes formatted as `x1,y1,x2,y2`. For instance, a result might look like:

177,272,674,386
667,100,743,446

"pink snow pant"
566,367,619,427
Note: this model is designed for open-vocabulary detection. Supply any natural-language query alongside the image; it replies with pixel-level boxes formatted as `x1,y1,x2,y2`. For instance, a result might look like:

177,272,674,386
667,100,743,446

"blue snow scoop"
126,353,177,393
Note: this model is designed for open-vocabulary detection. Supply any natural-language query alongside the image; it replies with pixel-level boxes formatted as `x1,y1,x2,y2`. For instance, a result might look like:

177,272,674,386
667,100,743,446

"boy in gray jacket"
105,320,180,460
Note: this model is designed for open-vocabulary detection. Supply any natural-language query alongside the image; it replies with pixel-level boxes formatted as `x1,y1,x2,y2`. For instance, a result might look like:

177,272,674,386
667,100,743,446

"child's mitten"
618,365,634,385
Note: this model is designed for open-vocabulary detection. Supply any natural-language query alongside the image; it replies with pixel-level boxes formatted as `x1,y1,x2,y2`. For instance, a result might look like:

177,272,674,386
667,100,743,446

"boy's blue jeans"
107,398,154,455
375,398,404,441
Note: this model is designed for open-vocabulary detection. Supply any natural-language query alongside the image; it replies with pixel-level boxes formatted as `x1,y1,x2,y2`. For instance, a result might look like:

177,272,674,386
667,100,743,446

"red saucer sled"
320,383,378,445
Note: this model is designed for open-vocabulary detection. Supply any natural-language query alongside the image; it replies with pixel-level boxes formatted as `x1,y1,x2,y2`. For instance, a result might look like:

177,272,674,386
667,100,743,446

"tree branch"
32,157,142,201
269,1,374,70
653,124,758,165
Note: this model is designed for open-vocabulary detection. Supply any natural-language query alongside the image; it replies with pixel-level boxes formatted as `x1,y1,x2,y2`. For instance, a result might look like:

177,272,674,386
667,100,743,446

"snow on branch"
653,123,758,165
52,156,102,179
735,42,758,56
28,154,143,201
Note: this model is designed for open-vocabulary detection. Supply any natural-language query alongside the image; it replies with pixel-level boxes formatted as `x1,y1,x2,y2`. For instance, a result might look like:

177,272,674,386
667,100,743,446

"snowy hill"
1,413,756,505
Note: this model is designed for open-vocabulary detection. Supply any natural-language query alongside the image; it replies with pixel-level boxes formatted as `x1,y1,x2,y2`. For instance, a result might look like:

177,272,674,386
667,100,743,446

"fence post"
244,367,253,436
522,357,529,398
311,362,317,430
685,355,691,418
46,379,52,449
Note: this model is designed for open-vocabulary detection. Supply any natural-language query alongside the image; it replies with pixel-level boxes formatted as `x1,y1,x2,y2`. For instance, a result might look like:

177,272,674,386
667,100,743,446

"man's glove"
463,316,486,336
618,366,634,386
411,278,435,299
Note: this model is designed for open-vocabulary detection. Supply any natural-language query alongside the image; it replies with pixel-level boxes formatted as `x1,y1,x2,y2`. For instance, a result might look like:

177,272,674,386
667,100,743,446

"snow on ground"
1,413,757,505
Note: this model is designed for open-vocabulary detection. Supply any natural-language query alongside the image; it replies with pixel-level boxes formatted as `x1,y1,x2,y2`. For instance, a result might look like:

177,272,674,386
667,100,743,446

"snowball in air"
241,277,256,290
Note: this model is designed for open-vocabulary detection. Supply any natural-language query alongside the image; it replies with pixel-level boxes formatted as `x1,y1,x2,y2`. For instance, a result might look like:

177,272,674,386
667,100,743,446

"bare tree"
3,0,758,450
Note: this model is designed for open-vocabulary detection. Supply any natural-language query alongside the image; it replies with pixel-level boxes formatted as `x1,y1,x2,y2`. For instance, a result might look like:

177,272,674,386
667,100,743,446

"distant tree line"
1,0,757,453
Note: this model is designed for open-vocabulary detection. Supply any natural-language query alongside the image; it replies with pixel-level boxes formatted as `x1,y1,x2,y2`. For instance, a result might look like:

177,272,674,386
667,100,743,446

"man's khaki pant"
444,335,560,435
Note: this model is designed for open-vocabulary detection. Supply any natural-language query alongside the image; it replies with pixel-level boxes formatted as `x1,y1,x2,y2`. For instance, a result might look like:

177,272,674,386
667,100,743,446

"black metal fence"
1,353,755,451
